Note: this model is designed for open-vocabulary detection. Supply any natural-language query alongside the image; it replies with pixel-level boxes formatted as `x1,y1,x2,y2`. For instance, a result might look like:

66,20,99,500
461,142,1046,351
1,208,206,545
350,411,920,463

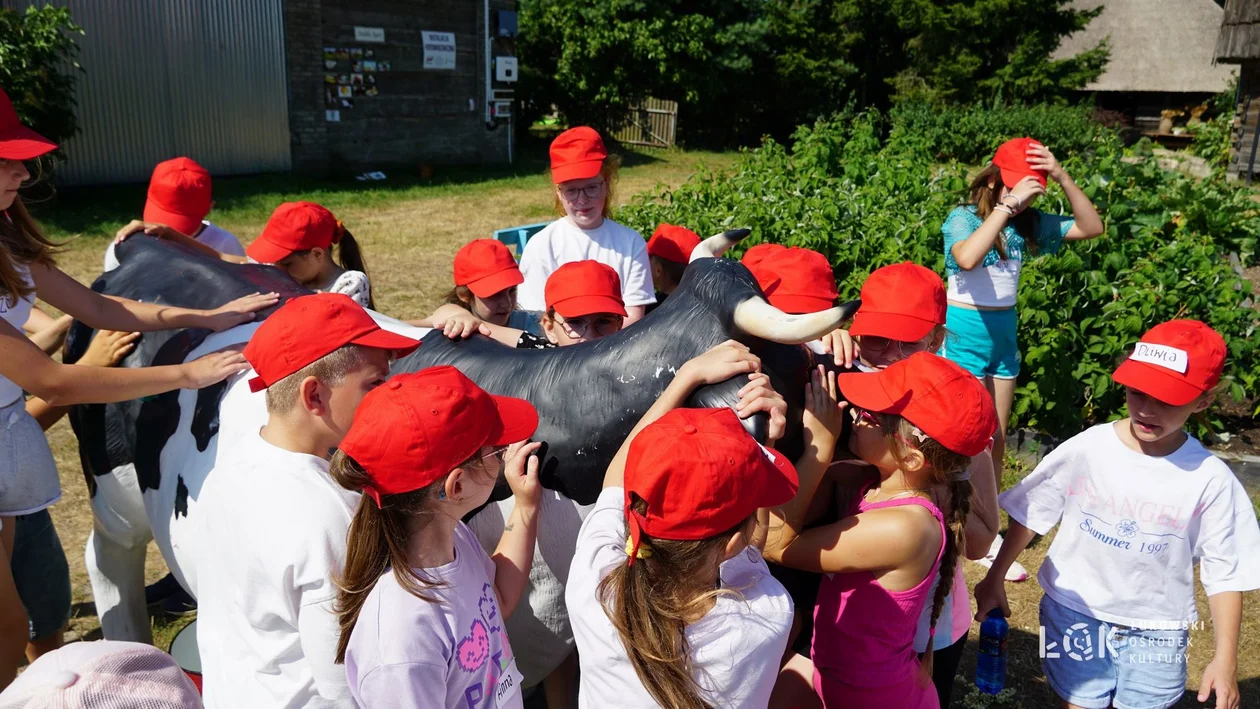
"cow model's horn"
733,297,861,345
690,228,752,262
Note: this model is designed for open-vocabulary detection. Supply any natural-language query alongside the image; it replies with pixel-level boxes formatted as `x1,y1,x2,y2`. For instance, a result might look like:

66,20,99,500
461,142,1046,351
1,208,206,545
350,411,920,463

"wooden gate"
611,98,678,148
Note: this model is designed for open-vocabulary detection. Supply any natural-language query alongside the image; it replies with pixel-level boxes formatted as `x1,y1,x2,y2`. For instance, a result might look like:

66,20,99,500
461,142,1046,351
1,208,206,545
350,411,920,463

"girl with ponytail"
329,366,542,707
763,353,997,709
566,341,798,709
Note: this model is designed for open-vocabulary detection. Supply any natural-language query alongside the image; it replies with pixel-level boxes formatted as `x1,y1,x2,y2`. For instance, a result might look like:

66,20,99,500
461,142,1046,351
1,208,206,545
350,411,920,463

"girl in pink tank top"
763,354,998,709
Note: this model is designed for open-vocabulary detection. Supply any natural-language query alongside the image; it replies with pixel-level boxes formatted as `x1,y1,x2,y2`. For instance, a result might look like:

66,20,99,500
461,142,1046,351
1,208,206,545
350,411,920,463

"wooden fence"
610,98,678,148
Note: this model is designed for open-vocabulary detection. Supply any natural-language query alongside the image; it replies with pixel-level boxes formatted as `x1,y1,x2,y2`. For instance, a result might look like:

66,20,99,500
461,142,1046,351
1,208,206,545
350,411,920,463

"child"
764,353,997,708
644,223,701,313
975,320,1260,709
330,366,542,707
518,127,655,323
106,157,246,271
568,340,798,709
413,239,542,335
194,293,419,708
942,138,1103,482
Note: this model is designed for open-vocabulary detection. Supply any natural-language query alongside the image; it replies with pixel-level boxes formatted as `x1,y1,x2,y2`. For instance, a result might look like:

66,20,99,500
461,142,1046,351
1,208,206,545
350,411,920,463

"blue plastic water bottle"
976,608,1009,694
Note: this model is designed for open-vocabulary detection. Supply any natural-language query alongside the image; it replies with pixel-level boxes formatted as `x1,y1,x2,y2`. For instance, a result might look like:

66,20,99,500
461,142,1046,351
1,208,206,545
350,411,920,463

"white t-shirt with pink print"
1000,422,1260,628
344,522,524,709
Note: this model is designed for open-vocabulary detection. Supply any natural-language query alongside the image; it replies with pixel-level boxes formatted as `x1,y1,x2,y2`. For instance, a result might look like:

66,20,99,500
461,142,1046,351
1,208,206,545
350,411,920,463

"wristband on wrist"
994,204,1015,217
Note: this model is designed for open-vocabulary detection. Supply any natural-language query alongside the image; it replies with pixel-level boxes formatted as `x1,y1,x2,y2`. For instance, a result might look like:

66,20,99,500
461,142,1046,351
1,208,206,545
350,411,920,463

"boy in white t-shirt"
567,341,797,709
104,157,245,271
518,127,655,322
975,320,1260,709
195,293,419,709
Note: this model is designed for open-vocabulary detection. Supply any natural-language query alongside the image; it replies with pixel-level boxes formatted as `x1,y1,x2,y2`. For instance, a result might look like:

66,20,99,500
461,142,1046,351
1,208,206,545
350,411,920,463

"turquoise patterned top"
942,206,1074,307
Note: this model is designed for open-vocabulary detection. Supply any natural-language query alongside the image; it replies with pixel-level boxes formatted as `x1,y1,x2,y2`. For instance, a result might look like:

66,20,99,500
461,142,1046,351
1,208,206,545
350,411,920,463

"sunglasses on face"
858,334,933,358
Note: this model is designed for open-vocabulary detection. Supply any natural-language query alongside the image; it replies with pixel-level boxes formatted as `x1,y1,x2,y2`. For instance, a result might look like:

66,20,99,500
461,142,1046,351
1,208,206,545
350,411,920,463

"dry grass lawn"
25,147,1260,707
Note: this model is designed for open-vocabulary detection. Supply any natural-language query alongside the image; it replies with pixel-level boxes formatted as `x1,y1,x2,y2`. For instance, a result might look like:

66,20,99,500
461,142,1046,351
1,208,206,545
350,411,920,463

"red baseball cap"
741,243,785,270
247,202,340,265
244,293,419,393
646,224,701,265
1112,319,1227,406
850,262,946,341
544,260,627,318
753,247,838,314
550,127,607,184
992,137,1047,189
0,87,58,161
838,352,997,457
624,408,798,563
338,366,538,506
143,158,212,237
454,239,524,298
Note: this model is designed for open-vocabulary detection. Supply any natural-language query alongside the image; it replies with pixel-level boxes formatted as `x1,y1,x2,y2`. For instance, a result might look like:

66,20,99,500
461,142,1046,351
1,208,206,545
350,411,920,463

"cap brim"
246,236,295,265
849,311,937,341
466,267,524,299
0,126,58,161
143,203,204,238
487,394,540,445
755,443,800,508
768,293,836,315
837,370,910,414
552,294,627,318
551,159,604,184
999,166,1047,189
1112,360,1202,406
351,328,422,357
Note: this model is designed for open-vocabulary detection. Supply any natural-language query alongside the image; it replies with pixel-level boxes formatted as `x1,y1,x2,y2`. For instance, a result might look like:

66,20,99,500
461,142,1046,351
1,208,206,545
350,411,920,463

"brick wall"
284,0,516,174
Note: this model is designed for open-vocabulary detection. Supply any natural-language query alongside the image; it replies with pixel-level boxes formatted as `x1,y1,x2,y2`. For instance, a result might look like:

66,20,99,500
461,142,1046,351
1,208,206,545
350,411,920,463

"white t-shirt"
0,263,34,406
345,523,524,709
325,270,371,308
566,488,793,709
195,430,358,708
103,221,245,271
517,218,656,310
1000,422,1260,628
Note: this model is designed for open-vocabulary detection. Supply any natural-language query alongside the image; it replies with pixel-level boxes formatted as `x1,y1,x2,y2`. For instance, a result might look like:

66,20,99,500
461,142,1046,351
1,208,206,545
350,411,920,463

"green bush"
887,101,1105,164
620,111,1260,440
1187,113,1235,173
0,5,84,150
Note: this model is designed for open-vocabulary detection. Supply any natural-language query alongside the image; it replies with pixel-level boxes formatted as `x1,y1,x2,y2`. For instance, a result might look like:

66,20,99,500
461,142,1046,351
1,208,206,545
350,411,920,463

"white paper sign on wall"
354,26,385,43
423,31,457,70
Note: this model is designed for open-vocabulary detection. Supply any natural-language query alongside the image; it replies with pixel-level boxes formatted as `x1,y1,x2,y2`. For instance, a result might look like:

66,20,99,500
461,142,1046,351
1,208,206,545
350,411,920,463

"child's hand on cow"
114,220,187,245
817,328,858,369
802,366,846,453
503,440,543,510
735,372,787,446
80,330,141,368
201,292,282,331
430,305,492,340
677,340,761,389
182,348,250,389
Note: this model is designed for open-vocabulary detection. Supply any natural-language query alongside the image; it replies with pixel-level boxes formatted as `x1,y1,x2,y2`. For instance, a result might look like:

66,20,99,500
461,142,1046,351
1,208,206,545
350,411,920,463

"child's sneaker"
972,534,1029,582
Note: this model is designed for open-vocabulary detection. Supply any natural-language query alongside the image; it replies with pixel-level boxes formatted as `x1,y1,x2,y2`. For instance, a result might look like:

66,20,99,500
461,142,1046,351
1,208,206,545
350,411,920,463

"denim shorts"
12,508,72,641
1039,594,1189,709
942,304,1020,379
0,398,62,516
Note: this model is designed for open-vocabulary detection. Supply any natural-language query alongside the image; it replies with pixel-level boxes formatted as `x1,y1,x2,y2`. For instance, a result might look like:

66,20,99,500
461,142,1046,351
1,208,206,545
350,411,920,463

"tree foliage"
0,5,84,151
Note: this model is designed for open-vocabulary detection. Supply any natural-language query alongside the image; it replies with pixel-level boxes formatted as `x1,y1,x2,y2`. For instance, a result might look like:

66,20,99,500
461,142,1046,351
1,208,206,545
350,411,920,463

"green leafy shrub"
1187,113,1235,173
887,101,1105,164
620,111,1260,440
0,5,84,150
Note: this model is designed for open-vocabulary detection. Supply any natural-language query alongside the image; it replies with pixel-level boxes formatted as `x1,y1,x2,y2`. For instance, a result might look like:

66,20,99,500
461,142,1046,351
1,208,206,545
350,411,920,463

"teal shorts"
942,305,1019,379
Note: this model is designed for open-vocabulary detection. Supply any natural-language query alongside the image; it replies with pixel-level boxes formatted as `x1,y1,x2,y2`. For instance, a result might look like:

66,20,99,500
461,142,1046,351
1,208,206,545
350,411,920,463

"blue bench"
493,222,552,257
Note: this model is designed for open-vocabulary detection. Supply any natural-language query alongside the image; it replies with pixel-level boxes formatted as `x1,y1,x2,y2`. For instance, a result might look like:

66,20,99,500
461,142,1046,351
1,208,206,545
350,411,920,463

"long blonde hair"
0,196,60,302
880,414,972,679
596,494,751,709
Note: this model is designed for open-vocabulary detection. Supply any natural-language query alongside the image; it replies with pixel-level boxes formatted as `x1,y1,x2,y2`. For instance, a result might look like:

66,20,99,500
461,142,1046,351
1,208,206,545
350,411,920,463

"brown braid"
921,477,972,677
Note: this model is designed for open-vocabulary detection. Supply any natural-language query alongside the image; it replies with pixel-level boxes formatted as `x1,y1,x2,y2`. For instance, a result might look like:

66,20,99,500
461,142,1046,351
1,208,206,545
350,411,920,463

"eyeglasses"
857,334,933,359
478,446,509,465
555,313,623,339
557,180,606,202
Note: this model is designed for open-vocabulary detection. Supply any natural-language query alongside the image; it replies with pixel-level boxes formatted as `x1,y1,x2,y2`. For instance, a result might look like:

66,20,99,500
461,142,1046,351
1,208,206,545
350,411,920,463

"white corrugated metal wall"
3,0,290,185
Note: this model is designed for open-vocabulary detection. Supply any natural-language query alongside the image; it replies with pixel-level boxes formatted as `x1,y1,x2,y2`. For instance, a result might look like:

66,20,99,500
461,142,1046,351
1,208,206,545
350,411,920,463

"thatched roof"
1215,0,1260,62
1052,0,1236,93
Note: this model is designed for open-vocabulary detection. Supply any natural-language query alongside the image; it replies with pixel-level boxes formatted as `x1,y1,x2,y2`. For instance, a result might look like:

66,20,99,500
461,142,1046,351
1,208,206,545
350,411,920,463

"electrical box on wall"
495,57,518,83
497,11,518,37
492,100,513,118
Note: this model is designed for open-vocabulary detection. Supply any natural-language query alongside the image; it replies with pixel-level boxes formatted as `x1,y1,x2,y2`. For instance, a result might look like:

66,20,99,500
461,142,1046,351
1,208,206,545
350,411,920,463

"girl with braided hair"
763,354,997,708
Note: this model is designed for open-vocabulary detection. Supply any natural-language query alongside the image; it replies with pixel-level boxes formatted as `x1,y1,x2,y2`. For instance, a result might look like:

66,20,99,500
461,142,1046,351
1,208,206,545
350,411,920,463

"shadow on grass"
22,137,667,239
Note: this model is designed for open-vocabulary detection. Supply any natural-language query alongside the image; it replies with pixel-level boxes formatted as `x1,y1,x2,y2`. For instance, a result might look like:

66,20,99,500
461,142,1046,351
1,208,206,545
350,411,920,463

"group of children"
0,87,1256,709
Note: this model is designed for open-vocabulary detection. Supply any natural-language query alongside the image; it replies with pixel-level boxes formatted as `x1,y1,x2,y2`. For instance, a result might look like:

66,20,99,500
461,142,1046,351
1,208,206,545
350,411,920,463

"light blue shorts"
1039,595,1189,709
942,305,1019,379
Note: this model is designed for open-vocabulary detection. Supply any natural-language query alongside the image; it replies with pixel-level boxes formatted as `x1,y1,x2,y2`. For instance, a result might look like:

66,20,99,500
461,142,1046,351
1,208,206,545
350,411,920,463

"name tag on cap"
1130,343,1189,373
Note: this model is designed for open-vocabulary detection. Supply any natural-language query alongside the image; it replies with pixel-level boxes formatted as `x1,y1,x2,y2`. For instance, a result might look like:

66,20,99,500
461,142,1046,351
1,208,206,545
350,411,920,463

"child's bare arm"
493,441,543,618
963,448,1000,560
1198,591,1242,709
973,520,1038,619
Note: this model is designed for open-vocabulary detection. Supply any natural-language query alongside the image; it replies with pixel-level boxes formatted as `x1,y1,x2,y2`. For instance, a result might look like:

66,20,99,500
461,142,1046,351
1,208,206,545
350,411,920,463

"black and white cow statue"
68,232,857,686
